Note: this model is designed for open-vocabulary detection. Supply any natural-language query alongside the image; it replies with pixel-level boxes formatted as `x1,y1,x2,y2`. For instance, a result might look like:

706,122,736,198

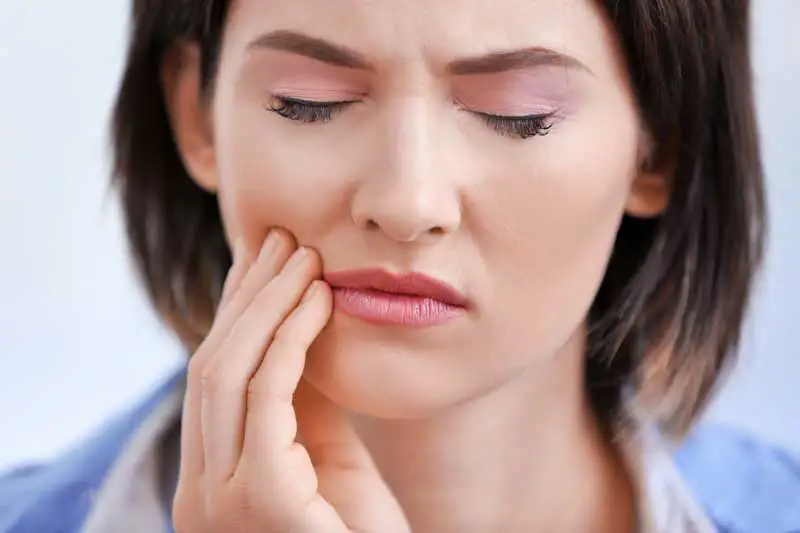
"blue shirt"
1,370,799,533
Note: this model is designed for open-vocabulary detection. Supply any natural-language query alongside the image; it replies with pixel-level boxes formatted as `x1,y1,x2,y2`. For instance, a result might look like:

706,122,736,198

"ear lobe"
625,134,674,219
625,171,671,219
161,42,218,192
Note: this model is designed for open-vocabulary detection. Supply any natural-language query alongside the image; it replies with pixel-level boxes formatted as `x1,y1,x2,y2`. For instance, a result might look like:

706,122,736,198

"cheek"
213,102,358,253
472,104,641,344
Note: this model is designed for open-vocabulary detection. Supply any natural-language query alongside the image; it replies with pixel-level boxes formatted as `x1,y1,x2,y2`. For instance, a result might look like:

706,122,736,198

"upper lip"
324,269,468,307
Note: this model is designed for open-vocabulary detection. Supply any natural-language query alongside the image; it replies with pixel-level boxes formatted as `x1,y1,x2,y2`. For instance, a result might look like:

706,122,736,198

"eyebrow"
447,48,591,76
247,30,590,76
247,30,374,70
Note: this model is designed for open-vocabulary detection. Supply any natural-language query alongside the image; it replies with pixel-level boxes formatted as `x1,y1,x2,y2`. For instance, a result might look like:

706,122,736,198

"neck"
350,331,636,533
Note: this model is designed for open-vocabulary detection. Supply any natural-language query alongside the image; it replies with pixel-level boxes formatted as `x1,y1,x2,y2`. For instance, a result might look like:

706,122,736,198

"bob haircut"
111,0,765,435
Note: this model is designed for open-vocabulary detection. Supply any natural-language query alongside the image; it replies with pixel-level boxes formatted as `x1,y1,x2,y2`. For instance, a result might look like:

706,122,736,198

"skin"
165,0,671,531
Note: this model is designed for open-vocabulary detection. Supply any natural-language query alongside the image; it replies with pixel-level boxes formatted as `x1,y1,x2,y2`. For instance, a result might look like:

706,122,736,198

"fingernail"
258,230,280,261
301,281,319,304
285,246,308,271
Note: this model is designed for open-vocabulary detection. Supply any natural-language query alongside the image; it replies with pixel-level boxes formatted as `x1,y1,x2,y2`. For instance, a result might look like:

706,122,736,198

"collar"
81,376,717,533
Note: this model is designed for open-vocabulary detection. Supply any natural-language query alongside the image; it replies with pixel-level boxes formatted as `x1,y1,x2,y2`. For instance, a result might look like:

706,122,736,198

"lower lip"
331,288,466,326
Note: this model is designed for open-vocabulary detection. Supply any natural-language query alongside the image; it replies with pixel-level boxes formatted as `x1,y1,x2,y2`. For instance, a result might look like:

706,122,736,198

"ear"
161,42,219,192
625,136,673,219
625,172,670,218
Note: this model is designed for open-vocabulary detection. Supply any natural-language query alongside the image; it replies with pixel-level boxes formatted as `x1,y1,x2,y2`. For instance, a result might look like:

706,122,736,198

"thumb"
294,378,378,476
294,379,410,533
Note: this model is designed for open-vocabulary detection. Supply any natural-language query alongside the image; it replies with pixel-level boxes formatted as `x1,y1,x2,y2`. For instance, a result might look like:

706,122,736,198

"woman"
2,0,799,532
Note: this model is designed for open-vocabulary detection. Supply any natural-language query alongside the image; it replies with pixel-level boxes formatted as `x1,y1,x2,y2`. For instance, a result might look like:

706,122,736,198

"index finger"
180,235,252,477
182,230,291,477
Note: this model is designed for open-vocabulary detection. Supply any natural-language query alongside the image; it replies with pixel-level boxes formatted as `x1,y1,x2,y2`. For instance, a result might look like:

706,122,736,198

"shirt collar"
81,375,184,533
81,375,717,533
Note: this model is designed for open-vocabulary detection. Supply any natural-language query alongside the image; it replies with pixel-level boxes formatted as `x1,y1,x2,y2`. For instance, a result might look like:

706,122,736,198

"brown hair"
112,0,765,434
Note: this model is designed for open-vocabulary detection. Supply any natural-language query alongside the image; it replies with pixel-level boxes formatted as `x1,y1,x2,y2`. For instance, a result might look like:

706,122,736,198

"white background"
0,1,798,473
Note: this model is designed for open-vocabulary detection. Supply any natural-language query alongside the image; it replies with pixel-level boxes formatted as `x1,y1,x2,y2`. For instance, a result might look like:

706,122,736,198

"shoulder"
0,371,184,533
675,422,800,533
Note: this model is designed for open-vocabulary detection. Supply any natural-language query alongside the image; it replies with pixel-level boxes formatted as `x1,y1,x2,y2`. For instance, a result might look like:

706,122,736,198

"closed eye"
266,95,356,123
266,94,559,139
470,110,558,139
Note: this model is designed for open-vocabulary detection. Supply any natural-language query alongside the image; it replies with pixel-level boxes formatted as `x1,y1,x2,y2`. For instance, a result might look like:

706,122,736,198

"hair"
112,0,765,435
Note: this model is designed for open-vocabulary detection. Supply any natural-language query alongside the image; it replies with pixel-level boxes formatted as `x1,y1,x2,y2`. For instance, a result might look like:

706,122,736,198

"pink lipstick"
324,269,468,327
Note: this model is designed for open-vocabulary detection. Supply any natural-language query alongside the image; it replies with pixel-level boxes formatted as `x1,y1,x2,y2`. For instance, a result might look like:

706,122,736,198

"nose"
350,99,462,244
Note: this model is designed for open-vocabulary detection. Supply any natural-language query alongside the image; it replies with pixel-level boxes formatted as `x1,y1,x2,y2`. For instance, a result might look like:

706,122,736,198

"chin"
303,321,488,419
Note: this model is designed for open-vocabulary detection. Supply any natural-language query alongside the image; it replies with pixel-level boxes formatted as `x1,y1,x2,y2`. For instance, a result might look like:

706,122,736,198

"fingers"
182,229,292,478
176,229,401,533
240,279,331,469
233,281,336,527
180,234,253,478
201,246,324,484
208,230,295,353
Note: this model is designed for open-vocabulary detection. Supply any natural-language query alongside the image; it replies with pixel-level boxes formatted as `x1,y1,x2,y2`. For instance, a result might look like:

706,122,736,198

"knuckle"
199,366,222,397
186,354,207,386
230,476,288,530
246,374,281,404
231,481,259,516
200,364,240,399
203,493,233,530
231,457,314,531
186,482,257,533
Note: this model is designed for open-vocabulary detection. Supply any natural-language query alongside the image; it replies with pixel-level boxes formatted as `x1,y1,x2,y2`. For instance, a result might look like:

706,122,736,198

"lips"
323,269,468,326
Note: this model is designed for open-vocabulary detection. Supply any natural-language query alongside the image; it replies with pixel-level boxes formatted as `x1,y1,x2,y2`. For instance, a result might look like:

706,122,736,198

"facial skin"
166,0,669,531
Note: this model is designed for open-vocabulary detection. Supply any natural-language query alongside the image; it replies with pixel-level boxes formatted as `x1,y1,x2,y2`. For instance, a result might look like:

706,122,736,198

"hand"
172,230,410,533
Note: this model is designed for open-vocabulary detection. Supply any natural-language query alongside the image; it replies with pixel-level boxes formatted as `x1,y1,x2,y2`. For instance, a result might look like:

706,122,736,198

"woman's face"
173,0,668,417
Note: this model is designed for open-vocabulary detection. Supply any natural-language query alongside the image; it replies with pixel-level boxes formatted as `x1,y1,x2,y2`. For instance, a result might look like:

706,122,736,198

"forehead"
223,0,620,73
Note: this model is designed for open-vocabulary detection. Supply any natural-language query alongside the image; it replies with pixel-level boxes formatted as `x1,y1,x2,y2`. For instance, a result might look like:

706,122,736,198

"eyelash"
472,111,556,139
266,95,557,140
267,96,351,124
